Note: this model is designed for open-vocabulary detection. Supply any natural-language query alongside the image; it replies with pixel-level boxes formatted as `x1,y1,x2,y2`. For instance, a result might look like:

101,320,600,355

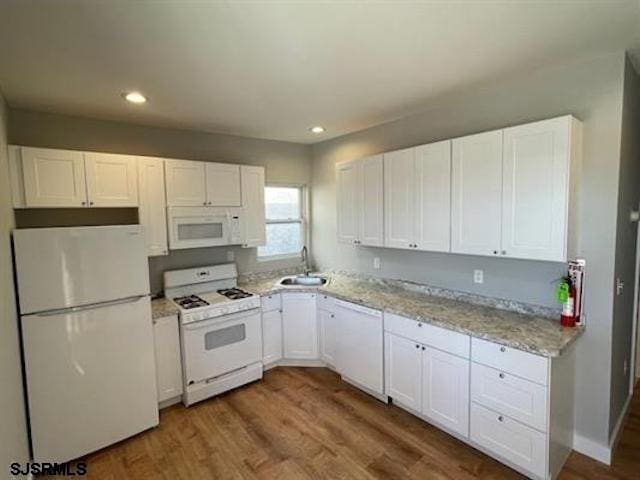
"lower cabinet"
262,294,283,365
153,315,183,403
334,299,383,395
385,332,469,437
282,293,318,359
318,307,337,367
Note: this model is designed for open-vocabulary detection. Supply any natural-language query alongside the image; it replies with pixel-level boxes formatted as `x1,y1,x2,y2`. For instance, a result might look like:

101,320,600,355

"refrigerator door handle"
34,295,148,317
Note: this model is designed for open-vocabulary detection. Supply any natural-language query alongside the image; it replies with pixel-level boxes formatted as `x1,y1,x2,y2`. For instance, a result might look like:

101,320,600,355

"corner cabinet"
336,155,384,247
137,157,168,256
282,293,318,359
240,166,266,247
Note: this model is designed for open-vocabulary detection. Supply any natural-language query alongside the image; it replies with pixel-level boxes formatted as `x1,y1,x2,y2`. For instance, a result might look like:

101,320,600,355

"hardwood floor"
62,368,639,479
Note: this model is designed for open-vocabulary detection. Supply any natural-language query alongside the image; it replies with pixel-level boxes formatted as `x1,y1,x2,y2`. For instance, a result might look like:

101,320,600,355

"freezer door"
21,295,159,463
13,225,150,314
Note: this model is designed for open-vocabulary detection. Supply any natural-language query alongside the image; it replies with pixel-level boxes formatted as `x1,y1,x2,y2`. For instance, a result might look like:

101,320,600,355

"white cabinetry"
84,153,138,207
164,159,207,206
318,294,337,367
282,293,318,360
451,131,503,256
21,147,87,207
384,141,451,252
240,166,266,247
153,315,183,404
261,294,283,366
206,163,241,206
334,299,383,395
137,157,168,256
384,316,470,438
501,116,579,261
336,155,384,246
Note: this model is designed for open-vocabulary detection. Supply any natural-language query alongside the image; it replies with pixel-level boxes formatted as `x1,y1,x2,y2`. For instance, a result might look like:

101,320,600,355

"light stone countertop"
151,297,179,320
239,273,583,358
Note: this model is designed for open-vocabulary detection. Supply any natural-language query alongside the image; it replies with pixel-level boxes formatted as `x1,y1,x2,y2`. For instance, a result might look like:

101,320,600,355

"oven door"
181,309,262,384
168,207,231,249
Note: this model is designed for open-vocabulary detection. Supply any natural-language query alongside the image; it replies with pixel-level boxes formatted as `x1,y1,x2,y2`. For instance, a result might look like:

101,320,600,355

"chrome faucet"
301,246,311,276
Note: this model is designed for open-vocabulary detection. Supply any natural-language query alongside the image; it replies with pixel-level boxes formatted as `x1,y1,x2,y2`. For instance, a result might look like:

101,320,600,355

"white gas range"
164,263,263,406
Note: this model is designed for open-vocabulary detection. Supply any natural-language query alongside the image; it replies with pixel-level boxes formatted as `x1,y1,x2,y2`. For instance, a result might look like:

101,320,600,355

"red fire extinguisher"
559,277,576,328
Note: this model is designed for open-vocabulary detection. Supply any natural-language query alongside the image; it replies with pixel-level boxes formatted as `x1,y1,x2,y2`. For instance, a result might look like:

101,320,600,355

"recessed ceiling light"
123,91,147,104
310,126,325,134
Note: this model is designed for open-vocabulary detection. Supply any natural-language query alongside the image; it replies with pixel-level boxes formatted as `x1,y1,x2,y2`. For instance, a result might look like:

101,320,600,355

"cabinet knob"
89,201,94,206
417,322,423,328
493,250,498,255
498,416,504,422
500,346,506,353
330,314,335,318
415,344,420,349
499,372,505,379
421,346,425,351
501,250,507,255
81,201,86,206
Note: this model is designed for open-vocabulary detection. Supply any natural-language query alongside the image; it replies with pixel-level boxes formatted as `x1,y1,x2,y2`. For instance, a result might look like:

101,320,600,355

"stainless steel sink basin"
279,275,328,287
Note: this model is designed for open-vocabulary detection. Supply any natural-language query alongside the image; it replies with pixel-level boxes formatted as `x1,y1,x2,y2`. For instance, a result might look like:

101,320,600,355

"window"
258,186,305,259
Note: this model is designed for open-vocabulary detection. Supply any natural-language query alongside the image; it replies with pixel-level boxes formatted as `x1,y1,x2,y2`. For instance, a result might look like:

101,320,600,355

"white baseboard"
573,392,633,466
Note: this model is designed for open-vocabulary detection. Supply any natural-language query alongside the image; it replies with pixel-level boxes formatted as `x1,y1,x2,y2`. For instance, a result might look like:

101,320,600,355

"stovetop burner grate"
173,294,209,309
217,288,253,300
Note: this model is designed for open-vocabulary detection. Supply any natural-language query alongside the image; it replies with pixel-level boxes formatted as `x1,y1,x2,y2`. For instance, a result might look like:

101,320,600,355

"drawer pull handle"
500,346,506,353
499,373,505,379
498,415,504,422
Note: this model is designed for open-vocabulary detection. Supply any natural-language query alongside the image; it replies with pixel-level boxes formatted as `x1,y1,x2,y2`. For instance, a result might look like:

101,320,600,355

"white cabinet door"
359,155,384,246
282,293,318,359
84,153,138,207
414,141,451,252
502,117,571,261
336,160,360,245
385,333,422,412
384,148,414,249
165,159,207,206
319,308,336,366
153,315,183,403
451,131,503,256
138,157,168,256
206,163,241,206
21,147,87,207
422,347,470,437
335,300,383,394
262,308,283,365
240,165,266,247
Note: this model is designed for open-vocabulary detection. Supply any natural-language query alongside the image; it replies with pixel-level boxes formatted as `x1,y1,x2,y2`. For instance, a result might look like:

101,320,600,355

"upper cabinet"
501,116,578,262
451,131,503,256
336,154,384,247
165,160,241,207
164,159,207,206
240,165,266,248
12,147,138,208
20,147,87,207
340,115,581,263
206,163,241,206
137,157,168,257
84,153,138,207
384,141,451,252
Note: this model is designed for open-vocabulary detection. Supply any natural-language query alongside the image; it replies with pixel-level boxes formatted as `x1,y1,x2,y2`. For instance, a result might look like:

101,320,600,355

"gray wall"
8,110,313,294
310,53,626,448
0,93,30,477
609,56,640,434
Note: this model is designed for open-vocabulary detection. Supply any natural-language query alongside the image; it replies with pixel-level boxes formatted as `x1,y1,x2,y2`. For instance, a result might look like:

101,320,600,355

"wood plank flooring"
60,367,639,479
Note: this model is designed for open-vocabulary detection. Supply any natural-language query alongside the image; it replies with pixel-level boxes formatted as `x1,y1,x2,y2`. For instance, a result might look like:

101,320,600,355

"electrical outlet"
227,250,235,262
473,270,484,284
373,257,381,270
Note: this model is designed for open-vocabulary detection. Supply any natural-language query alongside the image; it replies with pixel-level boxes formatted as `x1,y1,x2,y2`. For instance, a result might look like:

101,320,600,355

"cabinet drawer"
384,313,470,358
261,293,281,312
471,338,548,385
317,294,335,311
470,403,546,479
471,362,547,432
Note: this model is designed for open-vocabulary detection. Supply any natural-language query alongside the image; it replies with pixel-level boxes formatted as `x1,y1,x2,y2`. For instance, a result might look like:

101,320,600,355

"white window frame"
258,183,308,262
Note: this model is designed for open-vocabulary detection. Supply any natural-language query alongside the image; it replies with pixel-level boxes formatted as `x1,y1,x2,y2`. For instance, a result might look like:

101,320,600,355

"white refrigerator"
13,225,159,463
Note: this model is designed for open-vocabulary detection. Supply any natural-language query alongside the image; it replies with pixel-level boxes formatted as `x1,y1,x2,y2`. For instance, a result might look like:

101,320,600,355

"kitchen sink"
278,275,328,287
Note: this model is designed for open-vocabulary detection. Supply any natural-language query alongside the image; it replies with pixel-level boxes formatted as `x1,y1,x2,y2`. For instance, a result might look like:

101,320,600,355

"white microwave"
167,207,242,250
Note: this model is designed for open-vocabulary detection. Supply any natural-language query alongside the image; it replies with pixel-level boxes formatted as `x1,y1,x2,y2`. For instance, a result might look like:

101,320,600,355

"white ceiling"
0,1,639,144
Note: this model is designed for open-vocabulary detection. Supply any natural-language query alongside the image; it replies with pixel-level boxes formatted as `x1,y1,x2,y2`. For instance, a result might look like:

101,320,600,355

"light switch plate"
473,270,484,284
